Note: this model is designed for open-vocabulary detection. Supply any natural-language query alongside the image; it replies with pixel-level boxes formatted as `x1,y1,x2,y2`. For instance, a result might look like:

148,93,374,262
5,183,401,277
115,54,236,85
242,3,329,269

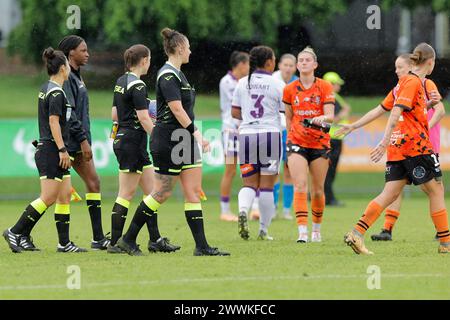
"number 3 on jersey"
251,94,265,118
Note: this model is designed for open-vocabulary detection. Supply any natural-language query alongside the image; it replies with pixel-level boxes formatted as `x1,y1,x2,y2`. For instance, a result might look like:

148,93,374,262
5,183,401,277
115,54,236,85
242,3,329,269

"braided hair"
248,46,274,88
57,35,85,59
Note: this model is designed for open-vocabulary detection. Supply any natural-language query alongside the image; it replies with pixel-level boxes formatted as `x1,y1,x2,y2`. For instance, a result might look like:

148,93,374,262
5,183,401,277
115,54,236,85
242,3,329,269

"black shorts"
35,141,70,181
150,125,202,176
286,142,330,164
113,128,152,174
385,154,442,185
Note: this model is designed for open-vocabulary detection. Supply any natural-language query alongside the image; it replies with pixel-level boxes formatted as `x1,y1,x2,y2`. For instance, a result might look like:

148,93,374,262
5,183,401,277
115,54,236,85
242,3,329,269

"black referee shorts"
35,141,70,181
150,125,202,176
113,128,152,174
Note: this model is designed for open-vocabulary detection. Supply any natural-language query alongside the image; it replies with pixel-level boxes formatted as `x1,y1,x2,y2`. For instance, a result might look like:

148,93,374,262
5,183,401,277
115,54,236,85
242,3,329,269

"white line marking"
0,273,446,291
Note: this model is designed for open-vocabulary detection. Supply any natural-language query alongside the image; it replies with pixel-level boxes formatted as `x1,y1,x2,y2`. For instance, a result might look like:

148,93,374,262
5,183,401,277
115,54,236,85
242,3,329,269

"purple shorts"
238,131,282,177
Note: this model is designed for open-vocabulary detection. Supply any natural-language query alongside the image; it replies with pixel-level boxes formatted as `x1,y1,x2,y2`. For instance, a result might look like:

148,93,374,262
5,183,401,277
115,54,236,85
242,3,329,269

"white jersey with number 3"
232,70,285,134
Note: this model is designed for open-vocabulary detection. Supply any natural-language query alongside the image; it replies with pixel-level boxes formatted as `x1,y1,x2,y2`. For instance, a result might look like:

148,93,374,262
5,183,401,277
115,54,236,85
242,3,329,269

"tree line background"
6,0,450,95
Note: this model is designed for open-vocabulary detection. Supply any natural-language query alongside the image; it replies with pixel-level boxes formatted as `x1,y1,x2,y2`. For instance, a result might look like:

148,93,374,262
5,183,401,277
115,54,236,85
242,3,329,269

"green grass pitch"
1,75,450,299
1,195,450,300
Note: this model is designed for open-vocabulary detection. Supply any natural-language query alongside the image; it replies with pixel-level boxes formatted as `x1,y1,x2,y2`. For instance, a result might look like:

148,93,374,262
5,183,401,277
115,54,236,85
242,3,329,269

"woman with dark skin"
57,36,109,250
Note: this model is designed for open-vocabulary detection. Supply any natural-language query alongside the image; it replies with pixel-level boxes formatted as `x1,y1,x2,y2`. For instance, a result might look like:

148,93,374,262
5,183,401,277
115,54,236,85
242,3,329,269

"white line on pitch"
0,273,446,291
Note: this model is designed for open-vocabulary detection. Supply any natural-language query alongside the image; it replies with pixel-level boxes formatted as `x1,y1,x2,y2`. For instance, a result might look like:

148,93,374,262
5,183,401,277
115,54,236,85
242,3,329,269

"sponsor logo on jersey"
114,85,124,94
294,109,321,117
390,130,405,145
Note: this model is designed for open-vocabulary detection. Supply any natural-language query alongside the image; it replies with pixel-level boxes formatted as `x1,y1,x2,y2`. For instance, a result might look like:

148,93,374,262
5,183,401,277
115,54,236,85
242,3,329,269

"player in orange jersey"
338,43,449,254
283,46,335,243
371,54,445,241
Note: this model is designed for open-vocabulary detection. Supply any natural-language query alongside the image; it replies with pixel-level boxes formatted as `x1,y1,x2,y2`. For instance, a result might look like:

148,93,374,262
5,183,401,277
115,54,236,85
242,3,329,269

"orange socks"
311,195,325,224
431,209,450,244
383,209,400,232
355,201,384,235
294,192,308,226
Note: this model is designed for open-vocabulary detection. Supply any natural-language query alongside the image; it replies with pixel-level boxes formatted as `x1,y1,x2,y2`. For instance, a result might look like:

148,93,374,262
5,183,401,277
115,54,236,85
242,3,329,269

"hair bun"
43,47,55,60
410,52,420,63
161,27,175,39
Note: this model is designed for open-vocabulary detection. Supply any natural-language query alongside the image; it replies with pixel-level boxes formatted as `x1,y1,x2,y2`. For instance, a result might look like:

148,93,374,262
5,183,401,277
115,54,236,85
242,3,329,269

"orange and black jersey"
113,72,150,132
155,62,196,128
38,81,72,143
381,72,434,161
283,77,335,149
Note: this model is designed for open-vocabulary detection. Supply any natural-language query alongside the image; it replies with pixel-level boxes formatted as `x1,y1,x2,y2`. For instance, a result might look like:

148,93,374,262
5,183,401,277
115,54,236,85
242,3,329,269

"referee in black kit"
107,44,180,254
57,36,109,249
117,28,229,256
3,48,87,253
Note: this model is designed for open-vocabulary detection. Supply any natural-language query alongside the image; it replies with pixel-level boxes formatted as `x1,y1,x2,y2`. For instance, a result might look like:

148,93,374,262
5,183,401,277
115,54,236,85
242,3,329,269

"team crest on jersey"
315,95,321,104
294,96,300,106
307,94,320,105
413,166,426,179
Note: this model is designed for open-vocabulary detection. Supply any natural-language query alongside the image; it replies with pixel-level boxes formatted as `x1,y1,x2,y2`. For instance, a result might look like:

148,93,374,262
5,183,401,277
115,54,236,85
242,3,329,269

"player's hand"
193,130,210,153
80,140,93,162
370,140,387,163
335,124,354,137
311,115,328,125
429,90,441,107
59,151,71,169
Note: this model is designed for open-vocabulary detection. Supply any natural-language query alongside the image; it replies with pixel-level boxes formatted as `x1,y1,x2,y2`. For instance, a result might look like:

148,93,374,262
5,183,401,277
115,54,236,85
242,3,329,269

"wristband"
186,122,196,134
58,147,67,153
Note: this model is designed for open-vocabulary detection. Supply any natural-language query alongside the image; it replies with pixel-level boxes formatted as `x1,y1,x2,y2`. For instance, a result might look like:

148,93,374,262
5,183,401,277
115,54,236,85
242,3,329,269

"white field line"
0,273,446,291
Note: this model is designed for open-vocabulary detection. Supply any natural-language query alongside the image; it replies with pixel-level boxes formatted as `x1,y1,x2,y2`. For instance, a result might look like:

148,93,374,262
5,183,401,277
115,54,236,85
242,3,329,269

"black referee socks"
110,197,130,246
185,203,209,249
124,196,161,243
86,193,104,241
54,204,70,246
11,198,48,235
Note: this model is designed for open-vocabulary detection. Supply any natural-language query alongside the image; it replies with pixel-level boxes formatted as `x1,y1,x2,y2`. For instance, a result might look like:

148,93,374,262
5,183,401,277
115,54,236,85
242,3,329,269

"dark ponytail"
42,47,67,76
248,46,274,87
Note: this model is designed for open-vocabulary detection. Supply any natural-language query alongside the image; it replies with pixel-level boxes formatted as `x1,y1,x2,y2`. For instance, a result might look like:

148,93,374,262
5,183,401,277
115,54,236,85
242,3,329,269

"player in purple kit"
232,46,285,240
219,51,249,222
